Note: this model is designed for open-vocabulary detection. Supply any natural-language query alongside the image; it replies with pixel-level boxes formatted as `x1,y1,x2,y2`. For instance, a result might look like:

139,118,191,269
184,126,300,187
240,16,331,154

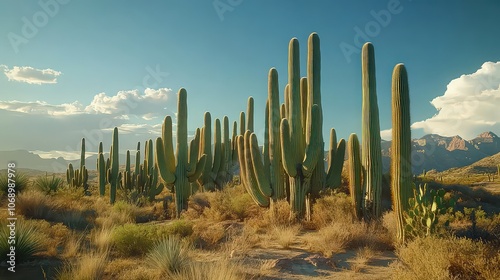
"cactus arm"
155,137,176,184
249,133,272,197
280,119,297,178
247,97,254,132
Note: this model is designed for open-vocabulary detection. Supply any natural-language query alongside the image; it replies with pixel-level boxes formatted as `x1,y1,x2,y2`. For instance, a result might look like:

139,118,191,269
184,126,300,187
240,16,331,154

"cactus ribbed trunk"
268,68,285,200
348,133,363,220
109,127,119,204
391,63,412,243
175,88,189,215
361,42,382,218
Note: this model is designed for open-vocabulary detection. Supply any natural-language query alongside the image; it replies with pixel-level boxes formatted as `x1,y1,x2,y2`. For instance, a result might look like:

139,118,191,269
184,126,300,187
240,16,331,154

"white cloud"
84,88,174,119
0,100,84,115
2,65,62,84
380,129,392,141
412,61,500,139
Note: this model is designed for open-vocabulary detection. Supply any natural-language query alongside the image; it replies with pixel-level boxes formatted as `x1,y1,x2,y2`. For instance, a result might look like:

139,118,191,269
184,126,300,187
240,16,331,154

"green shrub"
34,173,63,194
160,220,194,238
0,220,45,263
0,171,30,195
111,223,156,256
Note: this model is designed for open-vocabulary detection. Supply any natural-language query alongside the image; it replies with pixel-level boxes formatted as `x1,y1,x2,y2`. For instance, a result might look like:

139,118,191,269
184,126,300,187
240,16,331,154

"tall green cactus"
280,37,322,218
97,142,106,196
108,127,121,204
196,112,223,191
348,133,363,220
361,42,383,218
156,88,207,217
391,63,413,243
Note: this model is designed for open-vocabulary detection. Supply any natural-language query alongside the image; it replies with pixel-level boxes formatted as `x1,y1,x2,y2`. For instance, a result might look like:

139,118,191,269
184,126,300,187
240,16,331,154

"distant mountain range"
0,150,133,173
1,131,499,175
379,131,500,174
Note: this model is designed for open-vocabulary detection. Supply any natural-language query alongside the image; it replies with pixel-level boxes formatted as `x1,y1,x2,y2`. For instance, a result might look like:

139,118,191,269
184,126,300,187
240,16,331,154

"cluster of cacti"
156,88,207,217
405,183,452,238
66,138,89,191
117,141,164,202
237,33,345,219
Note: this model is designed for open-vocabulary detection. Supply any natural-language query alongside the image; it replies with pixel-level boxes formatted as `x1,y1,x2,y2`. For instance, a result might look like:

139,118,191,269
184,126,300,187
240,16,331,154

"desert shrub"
310,191,355,229
192,221,227,249
17,190,56,219
111,223,156,256
146,235,192,276
34,173,63,194
0,220,45,263
0,171,30,195
111,221,193,257
159,219,194,238
393,236,500,280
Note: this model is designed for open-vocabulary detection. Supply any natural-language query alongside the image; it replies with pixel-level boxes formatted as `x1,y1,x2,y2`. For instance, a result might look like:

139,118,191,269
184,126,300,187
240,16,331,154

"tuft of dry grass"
170,258,244,280
91,226,114,252
270,224,301,249
350,246,376,273
56,250,109,280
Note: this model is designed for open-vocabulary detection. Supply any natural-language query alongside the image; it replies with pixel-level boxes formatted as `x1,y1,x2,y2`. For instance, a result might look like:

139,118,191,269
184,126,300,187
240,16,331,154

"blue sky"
1,0,500,159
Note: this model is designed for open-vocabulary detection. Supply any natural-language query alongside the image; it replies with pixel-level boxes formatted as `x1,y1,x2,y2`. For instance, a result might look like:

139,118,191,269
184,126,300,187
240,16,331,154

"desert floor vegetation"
1,173,500,280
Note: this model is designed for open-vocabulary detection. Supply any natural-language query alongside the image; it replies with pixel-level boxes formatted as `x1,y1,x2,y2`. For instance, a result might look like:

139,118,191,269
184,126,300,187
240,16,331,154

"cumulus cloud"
412,61,500,139
84,88,174,120
380,129,392,141
2,65,62,84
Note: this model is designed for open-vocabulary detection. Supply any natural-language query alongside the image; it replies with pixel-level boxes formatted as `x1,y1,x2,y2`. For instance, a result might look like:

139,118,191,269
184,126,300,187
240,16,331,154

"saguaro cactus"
348,133,363,219
391,63,413,243
156,88,207,217
361,42,383,218
97,142,106,196
108,127,121,204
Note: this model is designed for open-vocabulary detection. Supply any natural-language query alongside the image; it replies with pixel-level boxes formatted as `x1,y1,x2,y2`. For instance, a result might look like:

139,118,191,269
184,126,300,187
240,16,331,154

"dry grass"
193,221,227,249
62,232,85,259
17,190,56,219
392,236,500,280
56,250,109,280
270,224,301,249
350,246,377,272
306,221,392,258
92,226,114,252
170,258,244,280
